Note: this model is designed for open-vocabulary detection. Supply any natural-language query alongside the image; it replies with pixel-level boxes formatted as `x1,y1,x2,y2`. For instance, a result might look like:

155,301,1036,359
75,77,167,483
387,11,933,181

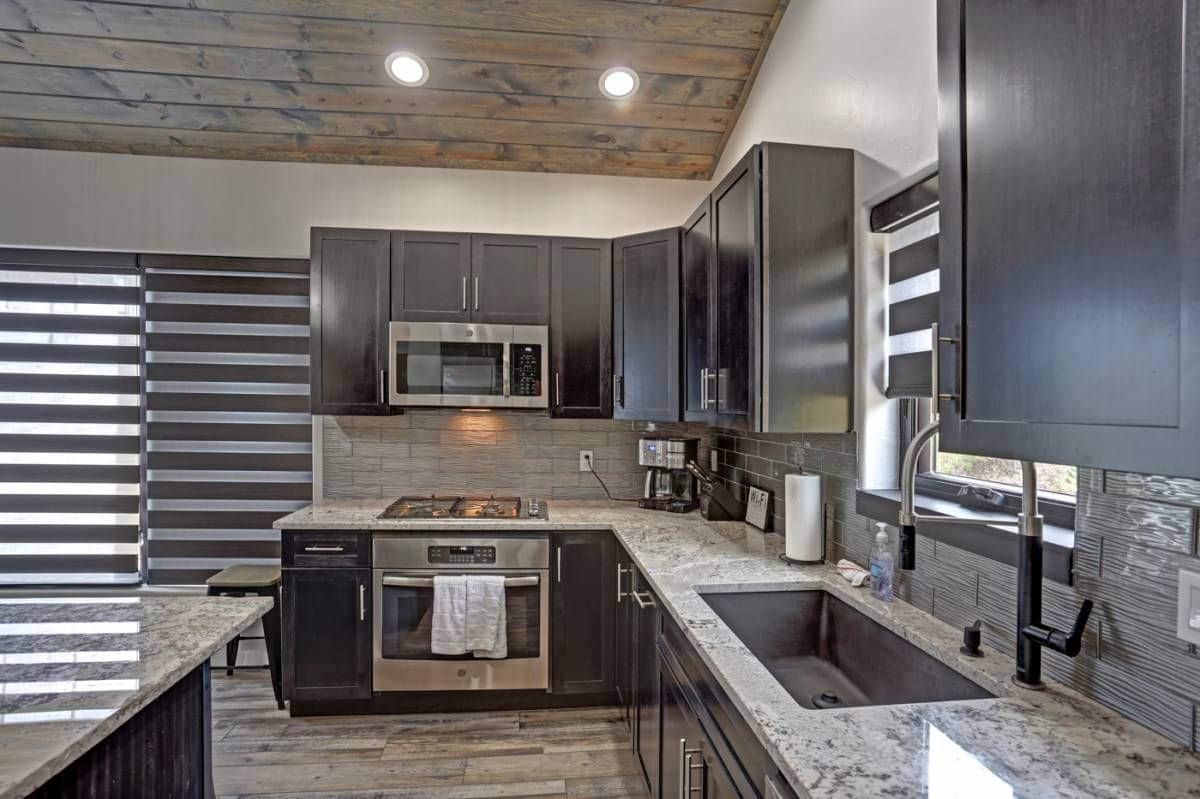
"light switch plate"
1177,568,1200,645
745,487,770,530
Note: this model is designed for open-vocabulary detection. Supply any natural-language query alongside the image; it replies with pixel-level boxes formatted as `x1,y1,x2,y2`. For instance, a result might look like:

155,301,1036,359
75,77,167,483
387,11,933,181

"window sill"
855,488,1075,586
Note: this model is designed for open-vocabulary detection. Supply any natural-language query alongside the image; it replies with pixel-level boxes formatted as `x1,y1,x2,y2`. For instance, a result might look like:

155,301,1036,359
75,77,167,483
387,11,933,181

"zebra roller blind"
143,255,311,585
877,175,941,399
0,250,142,585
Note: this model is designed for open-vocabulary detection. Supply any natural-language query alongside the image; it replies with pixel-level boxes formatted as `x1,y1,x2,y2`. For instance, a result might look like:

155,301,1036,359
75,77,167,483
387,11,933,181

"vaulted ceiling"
0,0,789,179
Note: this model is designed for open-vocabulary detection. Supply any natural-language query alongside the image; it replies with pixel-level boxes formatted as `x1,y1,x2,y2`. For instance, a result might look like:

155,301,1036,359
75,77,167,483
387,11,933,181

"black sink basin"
701,590,994,709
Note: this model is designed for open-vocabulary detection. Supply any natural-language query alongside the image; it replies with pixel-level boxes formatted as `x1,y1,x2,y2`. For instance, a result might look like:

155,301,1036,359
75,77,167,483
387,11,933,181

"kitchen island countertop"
0,594,272,799
276,499,1200,798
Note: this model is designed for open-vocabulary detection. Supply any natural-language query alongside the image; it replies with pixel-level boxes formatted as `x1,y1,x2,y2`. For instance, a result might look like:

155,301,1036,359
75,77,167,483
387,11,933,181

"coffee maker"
637,437,699,513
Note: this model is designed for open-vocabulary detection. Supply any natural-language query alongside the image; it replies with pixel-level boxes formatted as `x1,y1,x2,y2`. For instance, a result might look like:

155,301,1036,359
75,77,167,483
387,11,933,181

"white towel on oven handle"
466,575,507,659
430,575,468,655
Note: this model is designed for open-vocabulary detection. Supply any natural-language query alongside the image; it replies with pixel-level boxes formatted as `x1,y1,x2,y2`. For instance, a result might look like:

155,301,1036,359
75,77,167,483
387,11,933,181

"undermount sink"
700,590,994,710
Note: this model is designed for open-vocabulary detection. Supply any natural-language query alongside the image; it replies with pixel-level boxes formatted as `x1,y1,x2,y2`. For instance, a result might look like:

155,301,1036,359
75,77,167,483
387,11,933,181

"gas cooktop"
378,495,547,520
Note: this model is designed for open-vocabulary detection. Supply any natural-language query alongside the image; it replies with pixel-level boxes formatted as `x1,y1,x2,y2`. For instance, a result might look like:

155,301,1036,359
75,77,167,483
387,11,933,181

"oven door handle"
381,575,540,588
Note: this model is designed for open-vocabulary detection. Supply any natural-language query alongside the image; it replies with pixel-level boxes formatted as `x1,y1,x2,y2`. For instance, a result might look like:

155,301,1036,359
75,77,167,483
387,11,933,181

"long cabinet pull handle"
461,276,468,311
380,369,387,405
556,547,563,583
555,370,561,408
684,751,705,796
474,276,480,311
616,563,630,604
359,583,366,622
700,368,708,409
303,545,344,552
632,590,655,609
678,738,688,799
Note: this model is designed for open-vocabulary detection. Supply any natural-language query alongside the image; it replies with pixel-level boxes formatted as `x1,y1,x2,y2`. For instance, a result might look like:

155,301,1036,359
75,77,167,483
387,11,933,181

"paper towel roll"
784,473,823,563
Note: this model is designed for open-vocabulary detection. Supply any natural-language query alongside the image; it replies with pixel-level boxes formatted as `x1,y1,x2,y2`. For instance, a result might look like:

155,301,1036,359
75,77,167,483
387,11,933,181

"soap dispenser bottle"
869,522,894,602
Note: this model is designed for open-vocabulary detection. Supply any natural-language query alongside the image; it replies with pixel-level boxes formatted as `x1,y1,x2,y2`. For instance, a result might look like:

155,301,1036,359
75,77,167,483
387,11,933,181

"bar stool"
205,565,284,710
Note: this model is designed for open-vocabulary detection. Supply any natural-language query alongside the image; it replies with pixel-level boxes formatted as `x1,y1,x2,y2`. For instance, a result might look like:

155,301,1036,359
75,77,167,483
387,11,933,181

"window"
0,255,142,585
900,398,1076,528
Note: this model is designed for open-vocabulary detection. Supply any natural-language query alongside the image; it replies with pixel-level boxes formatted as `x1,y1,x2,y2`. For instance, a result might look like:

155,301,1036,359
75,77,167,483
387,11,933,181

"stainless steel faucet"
897,323,1092,688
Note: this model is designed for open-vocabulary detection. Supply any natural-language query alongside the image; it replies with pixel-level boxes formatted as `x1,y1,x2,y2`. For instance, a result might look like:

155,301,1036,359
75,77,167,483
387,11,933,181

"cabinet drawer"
282,531,370,568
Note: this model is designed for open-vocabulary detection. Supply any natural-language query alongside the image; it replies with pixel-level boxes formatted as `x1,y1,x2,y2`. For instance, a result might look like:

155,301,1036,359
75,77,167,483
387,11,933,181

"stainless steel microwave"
387,322,548,409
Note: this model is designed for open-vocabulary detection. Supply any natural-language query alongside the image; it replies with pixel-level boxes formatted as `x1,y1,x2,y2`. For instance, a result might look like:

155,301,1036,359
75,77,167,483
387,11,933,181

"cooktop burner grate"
379,495,523,519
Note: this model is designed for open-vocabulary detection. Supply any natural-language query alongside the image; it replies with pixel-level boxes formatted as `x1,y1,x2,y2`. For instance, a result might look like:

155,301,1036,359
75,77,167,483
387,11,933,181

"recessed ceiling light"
599,66,639,99
385,51,429,87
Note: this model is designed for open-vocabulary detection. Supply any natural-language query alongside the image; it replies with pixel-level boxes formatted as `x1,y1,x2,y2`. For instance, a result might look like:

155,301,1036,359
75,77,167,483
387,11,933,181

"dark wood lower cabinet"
283,566,371,703
551,532,616,694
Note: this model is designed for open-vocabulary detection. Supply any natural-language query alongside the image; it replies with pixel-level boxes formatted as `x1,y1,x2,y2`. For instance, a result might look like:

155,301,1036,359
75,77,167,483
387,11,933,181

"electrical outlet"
710,450,719,471
1177,568,1200,645
579,450,593,472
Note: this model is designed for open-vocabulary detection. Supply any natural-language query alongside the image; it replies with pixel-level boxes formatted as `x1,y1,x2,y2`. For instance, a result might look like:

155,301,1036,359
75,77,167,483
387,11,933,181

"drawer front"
282,530,370,568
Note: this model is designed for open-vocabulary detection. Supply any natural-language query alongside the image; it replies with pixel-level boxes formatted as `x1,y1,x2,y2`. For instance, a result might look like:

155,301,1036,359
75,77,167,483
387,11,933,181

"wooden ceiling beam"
0,0,757,79
0,92,724,154
0,65,734,132
0,32,743,107
0,118,714,179
77,0,772,50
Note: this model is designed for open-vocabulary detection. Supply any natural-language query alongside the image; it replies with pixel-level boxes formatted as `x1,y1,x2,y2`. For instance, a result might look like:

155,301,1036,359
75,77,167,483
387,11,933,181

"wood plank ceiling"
0,0,789,179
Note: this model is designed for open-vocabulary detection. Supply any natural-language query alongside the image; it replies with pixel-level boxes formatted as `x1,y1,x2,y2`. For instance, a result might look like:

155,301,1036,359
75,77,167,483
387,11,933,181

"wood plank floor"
211,670,649,799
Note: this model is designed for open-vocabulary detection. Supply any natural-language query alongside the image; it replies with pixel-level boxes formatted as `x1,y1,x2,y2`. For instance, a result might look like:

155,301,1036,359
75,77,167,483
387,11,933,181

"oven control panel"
428,545,496,565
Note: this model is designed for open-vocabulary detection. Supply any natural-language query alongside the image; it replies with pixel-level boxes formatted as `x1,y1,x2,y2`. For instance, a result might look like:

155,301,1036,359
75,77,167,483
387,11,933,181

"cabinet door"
470,234,551,324
612,228,682,422
937,0,1200,477
310,228,390,415
710,148,757,428
633,573,661,798
550,238,612,418
283,567,371,702
551,532,616,694
659,658,702,799
390,231,472,323
682,197,715,423
614,551,636,725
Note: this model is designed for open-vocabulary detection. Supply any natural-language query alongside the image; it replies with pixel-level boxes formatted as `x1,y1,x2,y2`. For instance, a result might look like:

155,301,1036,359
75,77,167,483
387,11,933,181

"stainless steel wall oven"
372,535,550,691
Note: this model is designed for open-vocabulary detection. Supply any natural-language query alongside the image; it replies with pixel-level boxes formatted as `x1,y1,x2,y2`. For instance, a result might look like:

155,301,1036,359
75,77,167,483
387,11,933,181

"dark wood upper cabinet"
390,231,471,323
710,149,757,428
936,0,1200,478
470,234,551,325
550,238,612,418
310,227,390,415
283,566,371,703
682,197,713,421
612,228,682,422
550,531,615,695
681,144,854,433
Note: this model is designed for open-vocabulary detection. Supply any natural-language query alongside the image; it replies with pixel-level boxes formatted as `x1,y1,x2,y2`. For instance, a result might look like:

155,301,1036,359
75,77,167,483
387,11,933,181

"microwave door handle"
461,276,468,311
502,344,511,398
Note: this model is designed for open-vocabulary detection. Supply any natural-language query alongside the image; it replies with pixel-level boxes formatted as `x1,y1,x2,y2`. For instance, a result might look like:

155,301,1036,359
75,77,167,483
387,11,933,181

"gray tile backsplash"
318,411,707,502
321,413,1200,750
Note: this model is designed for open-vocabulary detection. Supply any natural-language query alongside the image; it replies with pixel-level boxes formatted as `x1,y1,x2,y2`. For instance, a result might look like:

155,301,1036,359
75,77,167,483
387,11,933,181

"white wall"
714,0,939,488
0,147,705,257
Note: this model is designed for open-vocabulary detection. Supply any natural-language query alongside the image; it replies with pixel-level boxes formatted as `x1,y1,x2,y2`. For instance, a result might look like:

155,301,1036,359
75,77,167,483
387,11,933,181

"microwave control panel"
511,344,542,397
428,545,496,565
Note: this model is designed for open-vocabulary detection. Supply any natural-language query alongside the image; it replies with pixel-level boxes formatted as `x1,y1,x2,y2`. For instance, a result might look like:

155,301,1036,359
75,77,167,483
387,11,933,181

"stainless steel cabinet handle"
700,368,708,409
379,369,387,405
554,370,561,408
707,369,719,409
616,563,631,604
556,547,563,583
303,545,344,552
359,583,366,622
474,276,480,311
632,590,655,609
461,276,468,311
684,750,705,796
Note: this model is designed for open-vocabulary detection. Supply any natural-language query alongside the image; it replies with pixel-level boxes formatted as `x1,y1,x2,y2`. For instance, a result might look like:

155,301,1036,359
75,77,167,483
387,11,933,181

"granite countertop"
0,595,272,799
276,500,1200,798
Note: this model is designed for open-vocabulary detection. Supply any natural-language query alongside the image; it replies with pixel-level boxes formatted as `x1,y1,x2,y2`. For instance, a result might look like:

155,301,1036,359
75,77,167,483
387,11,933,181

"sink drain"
811,691,843,709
